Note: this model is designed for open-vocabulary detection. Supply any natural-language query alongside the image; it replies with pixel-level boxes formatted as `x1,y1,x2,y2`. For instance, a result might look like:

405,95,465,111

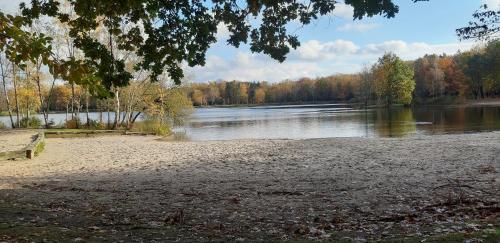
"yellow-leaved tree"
373,53,415,106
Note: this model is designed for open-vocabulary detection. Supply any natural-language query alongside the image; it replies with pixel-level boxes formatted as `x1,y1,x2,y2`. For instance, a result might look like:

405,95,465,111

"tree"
30,55,51,127
239,83,249,104
295,78,315,102
205,82,220,105
225,81,241,104
426,56,445,99
457,4,499,41
461,50,487,99
51,84,72,122
483,40,500,96
438,56,468,97
191,89,205,106
0,0,422,95
254,87,266,104
315,78,333,101
373,53,415,105
460,41,500,99
0,55,15,127
217,82,227,104
11,65,21,128
161,88,194,126
141,84,193,129
358,66,373,106
16,85,40,122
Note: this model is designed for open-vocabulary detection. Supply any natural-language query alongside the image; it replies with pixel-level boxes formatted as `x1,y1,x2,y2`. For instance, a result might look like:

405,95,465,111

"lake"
1,104,500,140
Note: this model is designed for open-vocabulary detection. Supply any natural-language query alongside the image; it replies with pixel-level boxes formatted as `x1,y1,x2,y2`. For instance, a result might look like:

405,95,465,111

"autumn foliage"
185,41,500,106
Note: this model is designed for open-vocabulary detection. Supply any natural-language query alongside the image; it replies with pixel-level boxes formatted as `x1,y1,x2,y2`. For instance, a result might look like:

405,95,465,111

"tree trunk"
71,83,75,120
26,97,30,125
44,76,57,128
121,111,127,126
108,19,119,130
99,108,103,125
34,61,49,128
159,89,165,125
76,95,81,129
12,66,20,128
86,89,90,127
66,104,69,126
113,88,120,129
0,57,15,128
129,111,141,129
126,104,134,129
107,106,111,129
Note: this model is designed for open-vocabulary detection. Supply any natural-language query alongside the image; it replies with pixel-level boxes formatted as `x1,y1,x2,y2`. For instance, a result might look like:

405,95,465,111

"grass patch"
34,141,45,156
130,120,171,136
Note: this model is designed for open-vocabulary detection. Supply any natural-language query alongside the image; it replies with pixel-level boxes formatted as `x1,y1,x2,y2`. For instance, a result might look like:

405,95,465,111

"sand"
0,130,37,154
0,132,499,241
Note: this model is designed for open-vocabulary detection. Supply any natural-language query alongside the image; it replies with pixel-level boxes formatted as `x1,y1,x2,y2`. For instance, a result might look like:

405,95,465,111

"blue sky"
1,0,499,82
189,0,499,82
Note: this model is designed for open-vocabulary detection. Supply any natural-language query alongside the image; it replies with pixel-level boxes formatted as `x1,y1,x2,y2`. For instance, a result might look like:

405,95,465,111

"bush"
20,117,42,128
65,118,81,129
0,121,6,129
86,119,106,130
131,119,171,136
34,141,45,156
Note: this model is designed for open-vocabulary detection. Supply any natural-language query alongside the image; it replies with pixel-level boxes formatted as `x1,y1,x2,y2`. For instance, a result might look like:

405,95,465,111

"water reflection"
412,106,500,134
180,105,500,140
372,108,417,137
0,112,124,129
1,104,499,141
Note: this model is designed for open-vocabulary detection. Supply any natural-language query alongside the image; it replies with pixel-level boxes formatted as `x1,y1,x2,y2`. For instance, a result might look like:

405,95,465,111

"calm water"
1,104,500,140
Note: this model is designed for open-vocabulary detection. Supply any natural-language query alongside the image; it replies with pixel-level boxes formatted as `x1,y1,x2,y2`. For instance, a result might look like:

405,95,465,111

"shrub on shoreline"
20,117,42,128
65,118,81,129
86,119,106,130
131,119,171,136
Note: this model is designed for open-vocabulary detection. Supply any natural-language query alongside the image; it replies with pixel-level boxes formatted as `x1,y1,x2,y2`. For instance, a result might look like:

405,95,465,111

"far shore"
191,98,500,108
461,98,500,107
0,132,498,241
1,98,500,118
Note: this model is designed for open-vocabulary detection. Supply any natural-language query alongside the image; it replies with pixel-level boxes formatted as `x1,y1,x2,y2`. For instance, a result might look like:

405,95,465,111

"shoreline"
1,98,500,117
190,98,500,108
0,132,499,241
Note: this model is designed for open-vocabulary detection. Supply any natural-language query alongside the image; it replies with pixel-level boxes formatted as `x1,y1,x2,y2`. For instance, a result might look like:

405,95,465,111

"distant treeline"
0,41,499,119
186,40,500,106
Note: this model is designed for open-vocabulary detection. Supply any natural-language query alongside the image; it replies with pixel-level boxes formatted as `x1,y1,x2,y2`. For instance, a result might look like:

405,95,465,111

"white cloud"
293,40,359,61
361,40,475,60
189,52,327,82
363,40,408,54
337,23,382,32
330,3,354,19
483,0,500,10
188,39,476,83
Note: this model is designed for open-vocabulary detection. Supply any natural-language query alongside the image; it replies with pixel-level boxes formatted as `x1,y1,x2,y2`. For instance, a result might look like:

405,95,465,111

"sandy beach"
0,132,499,241
0,131,37,154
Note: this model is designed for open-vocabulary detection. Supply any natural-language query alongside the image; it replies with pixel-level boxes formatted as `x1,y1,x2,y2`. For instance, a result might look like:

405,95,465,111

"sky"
1,0,499,83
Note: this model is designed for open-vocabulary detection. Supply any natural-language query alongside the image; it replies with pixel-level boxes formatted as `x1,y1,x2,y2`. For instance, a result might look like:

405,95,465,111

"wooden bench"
25,132,45,159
